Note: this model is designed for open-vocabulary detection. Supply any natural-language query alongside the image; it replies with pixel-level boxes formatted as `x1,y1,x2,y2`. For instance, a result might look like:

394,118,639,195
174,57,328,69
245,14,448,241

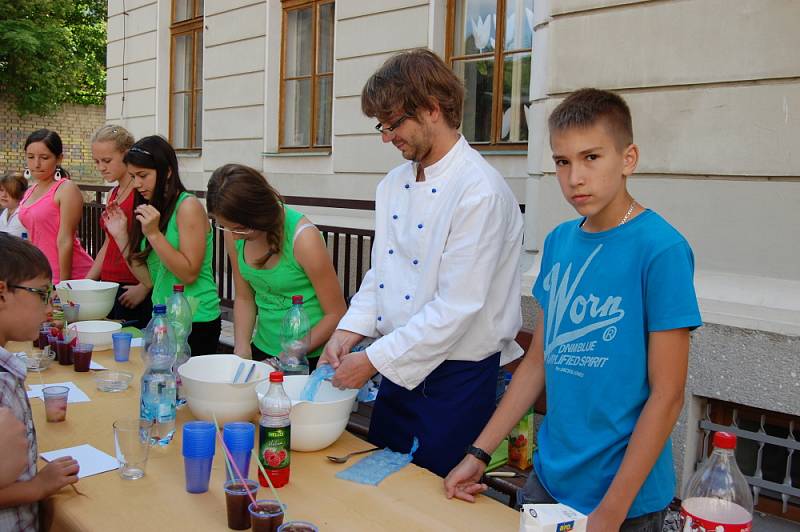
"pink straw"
213,426,258,507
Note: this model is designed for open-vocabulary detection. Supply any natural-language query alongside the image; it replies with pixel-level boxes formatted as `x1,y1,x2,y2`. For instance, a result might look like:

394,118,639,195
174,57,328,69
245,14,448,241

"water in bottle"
140,319,177,446
258,371,292,488
279,295,310,375
143,304,174,366
167,285,193,406
680,431,754,531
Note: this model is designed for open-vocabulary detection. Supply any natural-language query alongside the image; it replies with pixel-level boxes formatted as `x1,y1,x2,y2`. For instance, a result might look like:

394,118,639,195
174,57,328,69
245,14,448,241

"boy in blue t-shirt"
445,89,702,531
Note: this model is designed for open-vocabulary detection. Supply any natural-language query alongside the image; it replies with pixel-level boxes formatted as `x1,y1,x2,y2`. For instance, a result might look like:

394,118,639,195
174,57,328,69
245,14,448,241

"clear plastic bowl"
16,347,56,372
94,370,133,392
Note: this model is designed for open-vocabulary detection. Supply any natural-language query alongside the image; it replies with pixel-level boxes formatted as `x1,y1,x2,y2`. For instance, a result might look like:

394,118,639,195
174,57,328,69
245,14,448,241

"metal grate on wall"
697,398,800,522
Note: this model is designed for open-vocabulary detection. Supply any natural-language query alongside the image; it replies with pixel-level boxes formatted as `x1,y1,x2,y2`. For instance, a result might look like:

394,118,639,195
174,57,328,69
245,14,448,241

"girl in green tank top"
205,164,346,366
104,136,221,356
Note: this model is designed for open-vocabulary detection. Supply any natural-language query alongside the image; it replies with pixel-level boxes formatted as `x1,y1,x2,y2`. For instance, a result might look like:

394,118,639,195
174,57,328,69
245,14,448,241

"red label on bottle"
679,508,752,532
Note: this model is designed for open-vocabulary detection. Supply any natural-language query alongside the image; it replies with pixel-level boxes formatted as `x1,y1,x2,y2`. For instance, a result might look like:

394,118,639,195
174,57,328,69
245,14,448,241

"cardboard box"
519,503,588,532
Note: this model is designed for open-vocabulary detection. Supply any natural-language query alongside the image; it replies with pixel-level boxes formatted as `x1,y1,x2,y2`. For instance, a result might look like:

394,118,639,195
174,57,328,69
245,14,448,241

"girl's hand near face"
103,202,129,241
135,204,161,238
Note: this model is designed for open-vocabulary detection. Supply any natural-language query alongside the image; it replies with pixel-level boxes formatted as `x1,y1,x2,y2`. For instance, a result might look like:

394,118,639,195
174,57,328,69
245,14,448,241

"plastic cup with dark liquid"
72,343,93,372
56,338,73,366
277,522,319,532
248,500,285,532
224,479,259,530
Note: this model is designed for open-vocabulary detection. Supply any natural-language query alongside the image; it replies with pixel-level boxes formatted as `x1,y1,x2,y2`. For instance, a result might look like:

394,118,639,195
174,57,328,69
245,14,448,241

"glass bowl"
16,347,56,372
94,370,134,392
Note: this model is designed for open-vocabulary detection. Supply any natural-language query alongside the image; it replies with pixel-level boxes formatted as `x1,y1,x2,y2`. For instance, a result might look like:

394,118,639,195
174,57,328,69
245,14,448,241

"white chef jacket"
337,136,524,390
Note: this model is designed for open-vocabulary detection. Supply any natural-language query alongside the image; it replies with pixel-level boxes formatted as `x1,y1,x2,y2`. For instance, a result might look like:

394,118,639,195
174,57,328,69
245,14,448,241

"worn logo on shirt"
541,244,622,376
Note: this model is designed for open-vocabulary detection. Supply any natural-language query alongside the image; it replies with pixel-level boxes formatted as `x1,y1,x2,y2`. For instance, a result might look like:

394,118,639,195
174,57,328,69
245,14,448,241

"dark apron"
368,352,500,478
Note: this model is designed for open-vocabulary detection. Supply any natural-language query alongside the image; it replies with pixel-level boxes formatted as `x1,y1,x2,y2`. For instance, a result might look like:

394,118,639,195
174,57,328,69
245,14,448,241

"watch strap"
465,444,491,466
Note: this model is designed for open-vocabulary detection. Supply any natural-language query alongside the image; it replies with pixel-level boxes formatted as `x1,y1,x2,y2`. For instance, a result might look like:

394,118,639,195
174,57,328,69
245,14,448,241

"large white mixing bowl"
178,355,272,425
256,375,358,452
55,279,119,321
71,320,122,350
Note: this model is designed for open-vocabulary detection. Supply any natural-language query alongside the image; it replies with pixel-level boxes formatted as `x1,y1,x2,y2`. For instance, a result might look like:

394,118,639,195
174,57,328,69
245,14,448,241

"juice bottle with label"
258,371,292,488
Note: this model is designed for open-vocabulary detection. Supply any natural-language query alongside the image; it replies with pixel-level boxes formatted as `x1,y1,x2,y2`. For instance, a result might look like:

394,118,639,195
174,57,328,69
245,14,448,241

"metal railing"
697,398,799,521
77,185,375,309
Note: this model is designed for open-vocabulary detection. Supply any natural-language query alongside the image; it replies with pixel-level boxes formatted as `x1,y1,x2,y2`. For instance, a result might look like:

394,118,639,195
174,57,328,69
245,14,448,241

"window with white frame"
170,0,204,150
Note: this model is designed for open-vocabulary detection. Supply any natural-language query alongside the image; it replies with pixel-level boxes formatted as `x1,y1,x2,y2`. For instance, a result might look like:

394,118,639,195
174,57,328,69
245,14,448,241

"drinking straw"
213,427,258,508
250,448,288,520
211,413,236,482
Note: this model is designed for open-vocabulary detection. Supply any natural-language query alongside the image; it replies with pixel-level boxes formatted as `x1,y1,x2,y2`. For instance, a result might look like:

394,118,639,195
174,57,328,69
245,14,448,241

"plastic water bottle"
140,335,177,446
143,304,174,366
680,431,754,531
279,295,310,375
258,371,292,488
167,285,193,406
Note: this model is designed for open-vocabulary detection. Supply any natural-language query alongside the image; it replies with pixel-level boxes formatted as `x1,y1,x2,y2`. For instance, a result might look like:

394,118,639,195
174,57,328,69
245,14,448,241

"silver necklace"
619,200,637,226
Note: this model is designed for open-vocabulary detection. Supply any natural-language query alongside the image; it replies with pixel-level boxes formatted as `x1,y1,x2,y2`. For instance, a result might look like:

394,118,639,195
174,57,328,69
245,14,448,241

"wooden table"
9,341,518,531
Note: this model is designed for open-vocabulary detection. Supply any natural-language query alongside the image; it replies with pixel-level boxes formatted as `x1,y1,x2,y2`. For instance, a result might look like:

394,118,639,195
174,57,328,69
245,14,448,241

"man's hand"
0,407,28,487
443,454,488,503
34,457,79,498
331,351,376,390
119,283,149,309
319,329,364,369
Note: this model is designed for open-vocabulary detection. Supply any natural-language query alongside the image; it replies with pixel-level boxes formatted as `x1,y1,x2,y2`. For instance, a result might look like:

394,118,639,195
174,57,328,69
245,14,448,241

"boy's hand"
443,455,488,502
587,504,626,532
35,457,79,498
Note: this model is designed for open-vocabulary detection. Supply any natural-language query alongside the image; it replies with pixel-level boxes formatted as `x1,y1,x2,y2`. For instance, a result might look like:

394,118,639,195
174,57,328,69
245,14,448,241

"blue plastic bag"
335,438,419,486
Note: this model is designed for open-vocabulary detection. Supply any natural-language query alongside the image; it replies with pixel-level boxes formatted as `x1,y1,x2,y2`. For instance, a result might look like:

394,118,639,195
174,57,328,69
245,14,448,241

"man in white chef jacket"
321,48,524,477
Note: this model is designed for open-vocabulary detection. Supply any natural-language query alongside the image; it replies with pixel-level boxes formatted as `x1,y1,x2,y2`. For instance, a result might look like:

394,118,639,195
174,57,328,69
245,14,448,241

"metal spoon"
326,447,380,464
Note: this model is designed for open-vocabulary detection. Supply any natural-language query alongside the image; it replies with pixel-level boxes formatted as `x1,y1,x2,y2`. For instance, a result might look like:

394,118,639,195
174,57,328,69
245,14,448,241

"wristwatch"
465,444,491,466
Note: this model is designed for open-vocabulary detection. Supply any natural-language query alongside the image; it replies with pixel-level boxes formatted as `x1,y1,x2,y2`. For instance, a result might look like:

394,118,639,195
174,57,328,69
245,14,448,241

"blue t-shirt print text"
541,243,619,379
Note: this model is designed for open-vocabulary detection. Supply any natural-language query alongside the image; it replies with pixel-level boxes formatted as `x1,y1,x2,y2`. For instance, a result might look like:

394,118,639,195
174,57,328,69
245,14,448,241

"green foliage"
0,0,107,116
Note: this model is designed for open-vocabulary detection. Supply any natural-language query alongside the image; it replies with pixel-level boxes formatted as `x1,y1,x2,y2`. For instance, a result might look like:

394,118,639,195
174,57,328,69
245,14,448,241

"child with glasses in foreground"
0,233,79,532
445,89,702,531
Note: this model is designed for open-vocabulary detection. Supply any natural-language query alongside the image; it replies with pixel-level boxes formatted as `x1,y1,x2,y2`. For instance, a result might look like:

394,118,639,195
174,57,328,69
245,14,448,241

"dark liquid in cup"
56,342,73,365
249,503,284,532
73,350,91,372
37,331,49,349
279,525,316,532
224,484,252,530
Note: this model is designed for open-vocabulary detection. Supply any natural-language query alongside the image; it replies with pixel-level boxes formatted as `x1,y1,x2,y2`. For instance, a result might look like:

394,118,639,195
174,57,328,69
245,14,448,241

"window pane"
174,0,192,22
453,58,494,143
500,52,530,142
315,76,333,146
196,0,204,17
317,2,335,74
503,0,534,50
172,34,193,92
453,0,498,56
171,93,191,149
285,7,313,77
282,79,312,147
194,90,203,148
194,31,203,89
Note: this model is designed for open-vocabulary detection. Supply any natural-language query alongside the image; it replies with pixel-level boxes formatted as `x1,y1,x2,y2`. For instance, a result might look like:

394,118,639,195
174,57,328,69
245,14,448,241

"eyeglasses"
374,114,414,135
9,284,53,304
218,225,253,236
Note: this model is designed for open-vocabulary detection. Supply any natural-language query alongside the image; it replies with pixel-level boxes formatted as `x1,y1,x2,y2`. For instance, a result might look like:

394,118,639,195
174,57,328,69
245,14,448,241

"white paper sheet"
40,444,118,479
89,360,107,370
27,381,91,403
130,338,143,347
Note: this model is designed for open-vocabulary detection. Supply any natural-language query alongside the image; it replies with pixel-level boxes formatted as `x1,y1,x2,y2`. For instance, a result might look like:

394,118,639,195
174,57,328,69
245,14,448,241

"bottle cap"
173,284,185,292
292,295,303,305
153,304,167,315
713,431,737,449
269,371,284,382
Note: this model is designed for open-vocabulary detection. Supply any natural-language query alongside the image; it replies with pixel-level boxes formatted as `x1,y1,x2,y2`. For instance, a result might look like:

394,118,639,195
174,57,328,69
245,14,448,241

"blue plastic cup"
223,422,254,481
182,421,216,493
112,332,133,362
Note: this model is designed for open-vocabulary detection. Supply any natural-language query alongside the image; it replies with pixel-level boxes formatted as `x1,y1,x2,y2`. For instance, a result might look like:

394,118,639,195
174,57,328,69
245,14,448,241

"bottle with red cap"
680,431,754,531
258,371,292,488
278,295,310,375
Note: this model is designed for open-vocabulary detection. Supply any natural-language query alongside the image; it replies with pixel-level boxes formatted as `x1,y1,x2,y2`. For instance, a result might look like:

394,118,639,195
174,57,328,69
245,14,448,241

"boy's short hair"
361,48,464,129
0,171,28,201
0,233,51,287
549,88,633,150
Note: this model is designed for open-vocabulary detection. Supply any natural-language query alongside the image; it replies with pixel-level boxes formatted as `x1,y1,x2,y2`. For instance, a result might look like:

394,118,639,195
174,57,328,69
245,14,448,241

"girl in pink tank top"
18,129,93,283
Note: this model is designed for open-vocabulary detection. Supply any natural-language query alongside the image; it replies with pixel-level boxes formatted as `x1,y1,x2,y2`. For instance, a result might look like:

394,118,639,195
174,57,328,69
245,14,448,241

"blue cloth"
368,352,500,477
300,364,335,401
336,438,419,486
532,210,702,518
